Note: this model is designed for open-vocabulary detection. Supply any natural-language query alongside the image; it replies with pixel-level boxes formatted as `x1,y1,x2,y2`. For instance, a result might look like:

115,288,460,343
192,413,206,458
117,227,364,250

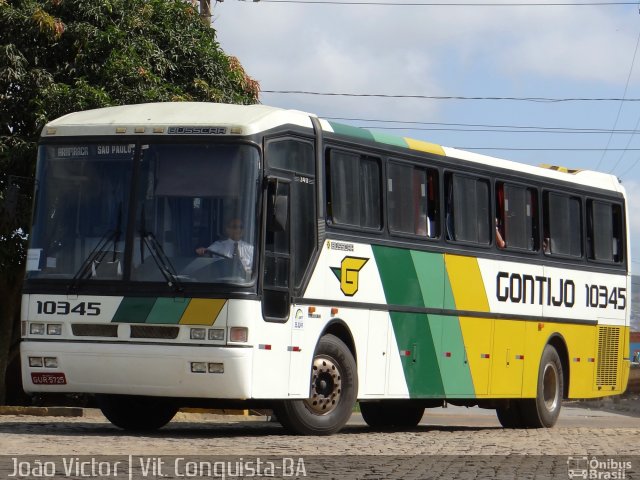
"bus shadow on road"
0,420,501,439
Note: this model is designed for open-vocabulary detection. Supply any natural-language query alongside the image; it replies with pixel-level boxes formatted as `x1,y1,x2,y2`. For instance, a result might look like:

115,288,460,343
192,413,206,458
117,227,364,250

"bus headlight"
29,357,44,368
190,328,206,340
47,324,62,335
44,357,58,368
30,323,45,335
190,362,207,373
208,329,225,341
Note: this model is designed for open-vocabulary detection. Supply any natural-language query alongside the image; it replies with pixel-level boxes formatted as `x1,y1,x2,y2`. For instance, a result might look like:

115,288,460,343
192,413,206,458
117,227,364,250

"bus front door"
262,178,291,322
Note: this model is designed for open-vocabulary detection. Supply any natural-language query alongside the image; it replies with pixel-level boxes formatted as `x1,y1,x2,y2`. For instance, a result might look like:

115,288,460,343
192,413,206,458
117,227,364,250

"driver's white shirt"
207,238,253,272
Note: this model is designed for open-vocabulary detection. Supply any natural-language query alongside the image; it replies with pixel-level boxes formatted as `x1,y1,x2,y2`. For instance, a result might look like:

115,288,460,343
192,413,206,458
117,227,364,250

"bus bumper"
20,341,253,399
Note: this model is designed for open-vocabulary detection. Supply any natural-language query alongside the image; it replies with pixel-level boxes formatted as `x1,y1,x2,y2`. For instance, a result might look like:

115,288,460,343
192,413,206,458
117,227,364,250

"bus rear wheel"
520,344,564,428
96,394,179,432
274,334,357,435
496,401,526,428
360,401,425,429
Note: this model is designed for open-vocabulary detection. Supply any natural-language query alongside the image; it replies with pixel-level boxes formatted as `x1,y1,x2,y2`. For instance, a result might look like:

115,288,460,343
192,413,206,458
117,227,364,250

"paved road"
1,403,639,479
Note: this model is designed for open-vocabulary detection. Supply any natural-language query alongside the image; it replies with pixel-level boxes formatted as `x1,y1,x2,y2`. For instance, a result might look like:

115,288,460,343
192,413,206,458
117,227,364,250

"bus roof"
43,102,315,137
43,102,624,194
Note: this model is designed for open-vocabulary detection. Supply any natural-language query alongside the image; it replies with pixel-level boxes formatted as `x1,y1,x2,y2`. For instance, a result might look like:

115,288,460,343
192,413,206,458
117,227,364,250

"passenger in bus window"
195,218,254,273
495,218,506,249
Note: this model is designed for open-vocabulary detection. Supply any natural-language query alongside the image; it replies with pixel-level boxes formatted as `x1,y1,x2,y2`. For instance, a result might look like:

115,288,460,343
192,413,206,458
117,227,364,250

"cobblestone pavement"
1,401,639,456
1,400,639,479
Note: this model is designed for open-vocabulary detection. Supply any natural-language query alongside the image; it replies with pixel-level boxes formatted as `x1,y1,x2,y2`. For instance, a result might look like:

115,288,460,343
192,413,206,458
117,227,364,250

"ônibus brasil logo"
330,257,369,297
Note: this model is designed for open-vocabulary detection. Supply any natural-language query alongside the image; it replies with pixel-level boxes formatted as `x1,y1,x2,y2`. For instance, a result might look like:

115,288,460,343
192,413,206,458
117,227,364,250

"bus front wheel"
521,344,564,428
96,394,179,432
274,334,357,435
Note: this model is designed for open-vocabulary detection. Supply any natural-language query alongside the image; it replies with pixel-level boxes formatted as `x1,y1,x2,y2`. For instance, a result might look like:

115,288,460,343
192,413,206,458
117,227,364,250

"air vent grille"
596,326,620,388
72,324,118,337
130,325,179,339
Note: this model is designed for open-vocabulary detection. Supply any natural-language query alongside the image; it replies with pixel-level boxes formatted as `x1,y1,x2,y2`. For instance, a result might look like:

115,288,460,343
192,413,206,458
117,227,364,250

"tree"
0,0,259,404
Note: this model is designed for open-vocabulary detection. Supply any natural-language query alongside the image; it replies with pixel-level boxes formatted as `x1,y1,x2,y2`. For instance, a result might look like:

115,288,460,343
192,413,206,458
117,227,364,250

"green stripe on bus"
430,314,476,396
372,246,423,308
146,297,190,324
434,265,475,396
390,312,445,397
374,245,475,398
373,246,444,396
112,297,156,323
410,250,445,309
370,131,408,148
327,122,376,142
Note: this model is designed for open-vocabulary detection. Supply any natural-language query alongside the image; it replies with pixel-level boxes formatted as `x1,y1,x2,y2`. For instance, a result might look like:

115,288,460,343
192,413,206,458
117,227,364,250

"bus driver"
195,218,254,274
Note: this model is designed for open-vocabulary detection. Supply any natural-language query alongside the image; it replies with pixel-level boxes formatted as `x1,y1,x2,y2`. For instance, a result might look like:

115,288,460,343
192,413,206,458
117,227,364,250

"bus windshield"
27,142,260,286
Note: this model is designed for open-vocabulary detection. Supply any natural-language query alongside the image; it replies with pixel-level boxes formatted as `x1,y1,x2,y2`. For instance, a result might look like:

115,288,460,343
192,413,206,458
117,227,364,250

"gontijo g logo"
330,257,369,297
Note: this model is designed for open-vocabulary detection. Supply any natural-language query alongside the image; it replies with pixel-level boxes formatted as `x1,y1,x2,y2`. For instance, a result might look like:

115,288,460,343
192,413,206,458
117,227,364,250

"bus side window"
387,161,439,238
587,200,624,264
445,172,490,245
327,149,381,230
543,191,582,258
496,182,539,252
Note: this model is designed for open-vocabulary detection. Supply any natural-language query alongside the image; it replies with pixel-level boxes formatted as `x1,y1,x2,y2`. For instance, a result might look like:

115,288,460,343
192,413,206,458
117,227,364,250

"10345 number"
584,285,626,310
36,301,101,316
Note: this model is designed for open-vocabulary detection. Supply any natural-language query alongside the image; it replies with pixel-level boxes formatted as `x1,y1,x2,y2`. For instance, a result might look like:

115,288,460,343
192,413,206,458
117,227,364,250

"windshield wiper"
140,232,183,293
68,230,119,293
68,206,122,293
139,208,183,293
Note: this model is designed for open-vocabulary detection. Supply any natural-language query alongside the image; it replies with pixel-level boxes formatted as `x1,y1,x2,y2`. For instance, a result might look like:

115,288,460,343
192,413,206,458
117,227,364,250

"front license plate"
31,372,67,385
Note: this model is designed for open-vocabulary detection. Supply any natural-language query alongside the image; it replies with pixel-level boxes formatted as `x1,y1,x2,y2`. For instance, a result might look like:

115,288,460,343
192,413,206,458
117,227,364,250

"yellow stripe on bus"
444,254,489,312
179,299,226,325
404,138,446,156
444,255,492,396
458,316,493,396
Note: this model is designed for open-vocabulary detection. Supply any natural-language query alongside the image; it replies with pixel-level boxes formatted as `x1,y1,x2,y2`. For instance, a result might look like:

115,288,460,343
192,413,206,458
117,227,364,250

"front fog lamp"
190,328,206,340
29,357,44,368
190,362,207,373
47,324,62,335
44,357,58,368
208,328,225,341
30,323,45,335
208,363,224,374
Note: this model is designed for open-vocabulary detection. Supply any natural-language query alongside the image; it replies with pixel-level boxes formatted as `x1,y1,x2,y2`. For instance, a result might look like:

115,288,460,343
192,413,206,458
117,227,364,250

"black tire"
520,344,564,428
274,334,357,435
96,394,178,432
360,401,425,429
496,401,526,428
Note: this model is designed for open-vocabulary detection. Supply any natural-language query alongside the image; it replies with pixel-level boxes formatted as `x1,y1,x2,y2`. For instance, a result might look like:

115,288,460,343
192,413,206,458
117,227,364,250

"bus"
20,102,631,435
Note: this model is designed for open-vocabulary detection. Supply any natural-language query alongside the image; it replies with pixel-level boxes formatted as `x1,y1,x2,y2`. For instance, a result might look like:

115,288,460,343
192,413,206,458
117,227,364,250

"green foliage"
0,0,259,403
0,0,259,270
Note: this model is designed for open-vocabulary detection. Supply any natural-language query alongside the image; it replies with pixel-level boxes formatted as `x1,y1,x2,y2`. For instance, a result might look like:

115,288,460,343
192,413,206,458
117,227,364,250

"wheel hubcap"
542,363,559,412
304,355,342,415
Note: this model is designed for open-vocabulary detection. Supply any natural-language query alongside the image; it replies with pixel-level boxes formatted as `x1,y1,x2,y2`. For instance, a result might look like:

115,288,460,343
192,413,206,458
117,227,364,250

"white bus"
21,102,631,434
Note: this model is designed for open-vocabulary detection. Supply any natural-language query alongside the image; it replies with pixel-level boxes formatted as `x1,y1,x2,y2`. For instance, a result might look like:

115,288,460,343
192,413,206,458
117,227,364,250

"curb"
180,408,250,416
0,406,84,417
0,406,258,418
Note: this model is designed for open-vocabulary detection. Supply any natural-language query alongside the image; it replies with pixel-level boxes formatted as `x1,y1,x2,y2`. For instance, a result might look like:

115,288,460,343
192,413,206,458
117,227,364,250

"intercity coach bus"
21,102,631,435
